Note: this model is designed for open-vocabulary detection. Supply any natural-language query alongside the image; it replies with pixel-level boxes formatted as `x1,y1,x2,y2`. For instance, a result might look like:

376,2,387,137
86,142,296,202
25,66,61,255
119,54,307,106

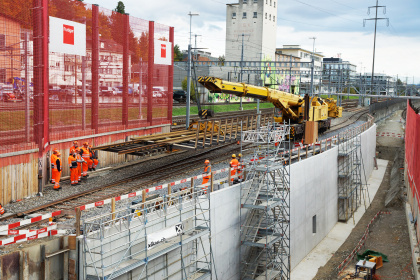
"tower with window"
226,0,277,61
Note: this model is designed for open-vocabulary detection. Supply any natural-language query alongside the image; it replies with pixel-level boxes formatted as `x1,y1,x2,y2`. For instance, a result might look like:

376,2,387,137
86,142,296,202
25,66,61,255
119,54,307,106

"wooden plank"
76,207,81,237
223,118,227,143
202,121,208,149
111,198,116,220
209,120,215,146
194,121,200,150
234,117,239,139
216,120,221,145
229,118,234,140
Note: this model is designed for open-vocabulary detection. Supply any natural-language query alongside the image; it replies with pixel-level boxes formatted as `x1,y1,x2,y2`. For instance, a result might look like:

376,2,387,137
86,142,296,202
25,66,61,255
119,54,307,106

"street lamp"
186,12,199,129
309,37,316,96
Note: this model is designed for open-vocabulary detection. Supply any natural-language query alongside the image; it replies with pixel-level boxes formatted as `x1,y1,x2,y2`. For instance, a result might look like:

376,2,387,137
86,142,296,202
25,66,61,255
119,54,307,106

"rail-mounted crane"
197,76,342,140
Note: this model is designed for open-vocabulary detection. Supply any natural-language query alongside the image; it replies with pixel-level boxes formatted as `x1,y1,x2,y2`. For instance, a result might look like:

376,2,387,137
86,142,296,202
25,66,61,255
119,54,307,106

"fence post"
122,13,130,127
111,198,116,220
91,4,99,133
75,207,81,237
168,27,174,122
147,21,154,124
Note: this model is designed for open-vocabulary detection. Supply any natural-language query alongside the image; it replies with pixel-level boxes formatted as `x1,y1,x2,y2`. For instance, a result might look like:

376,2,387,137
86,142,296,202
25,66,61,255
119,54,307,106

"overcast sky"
85,0,420,83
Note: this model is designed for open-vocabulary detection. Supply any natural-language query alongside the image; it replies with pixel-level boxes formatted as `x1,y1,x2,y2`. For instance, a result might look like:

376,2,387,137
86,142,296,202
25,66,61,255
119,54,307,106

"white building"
225,0,277,61
276,45,324,93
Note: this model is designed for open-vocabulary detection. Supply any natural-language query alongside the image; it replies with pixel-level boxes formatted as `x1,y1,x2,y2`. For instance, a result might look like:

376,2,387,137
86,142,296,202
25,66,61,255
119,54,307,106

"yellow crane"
197,76,342,140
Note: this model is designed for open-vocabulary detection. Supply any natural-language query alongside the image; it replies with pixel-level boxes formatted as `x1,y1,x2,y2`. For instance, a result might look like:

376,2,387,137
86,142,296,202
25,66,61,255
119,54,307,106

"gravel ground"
314,110,413,280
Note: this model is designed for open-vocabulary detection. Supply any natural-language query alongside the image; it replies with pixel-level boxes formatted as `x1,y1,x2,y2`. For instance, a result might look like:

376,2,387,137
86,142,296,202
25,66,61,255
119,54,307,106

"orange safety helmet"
73,141,78,145
83,142,89,146
70,149,75,153
204,159,210,164
53,148,58,154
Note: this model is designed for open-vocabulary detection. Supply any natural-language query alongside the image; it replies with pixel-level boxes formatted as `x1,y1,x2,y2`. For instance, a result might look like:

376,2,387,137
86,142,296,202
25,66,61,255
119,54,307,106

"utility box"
304,121,318,145
364,97,371,107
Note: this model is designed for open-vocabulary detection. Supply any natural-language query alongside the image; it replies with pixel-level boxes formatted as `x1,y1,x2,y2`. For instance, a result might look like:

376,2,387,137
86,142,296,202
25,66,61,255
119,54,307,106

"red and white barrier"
0,210,62,232
0,224,57,246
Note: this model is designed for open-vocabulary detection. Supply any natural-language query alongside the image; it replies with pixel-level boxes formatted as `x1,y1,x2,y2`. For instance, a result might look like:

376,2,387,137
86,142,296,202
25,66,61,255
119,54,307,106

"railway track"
0,142,241,229
328,108,369,132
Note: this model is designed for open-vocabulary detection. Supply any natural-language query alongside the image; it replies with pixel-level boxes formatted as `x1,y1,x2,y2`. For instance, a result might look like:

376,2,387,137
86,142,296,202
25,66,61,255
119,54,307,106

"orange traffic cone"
0,204,5,215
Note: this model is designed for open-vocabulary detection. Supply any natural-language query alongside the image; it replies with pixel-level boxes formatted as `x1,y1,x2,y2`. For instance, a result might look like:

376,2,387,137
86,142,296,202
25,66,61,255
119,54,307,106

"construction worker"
75,147,85,183
230,154,239,182
80,142,91,178
68,149,78,186
50,148,58,184
89,145,99,171
70,141,78,153
53,152,62,190
202,160,211,185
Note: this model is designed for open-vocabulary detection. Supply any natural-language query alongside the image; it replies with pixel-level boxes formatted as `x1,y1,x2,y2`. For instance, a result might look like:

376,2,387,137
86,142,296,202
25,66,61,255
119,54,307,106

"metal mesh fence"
0,1,173,155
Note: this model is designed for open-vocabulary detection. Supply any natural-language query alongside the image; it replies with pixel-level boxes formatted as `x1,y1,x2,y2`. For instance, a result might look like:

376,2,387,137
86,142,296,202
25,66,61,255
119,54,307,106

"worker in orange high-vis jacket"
80,142,91,178
50,148,58,184
202,160,211,185
53,152,62,190
75,147,85,183
70,141,79,153
89,145,99,171
68,149,78,186
230,154,239,182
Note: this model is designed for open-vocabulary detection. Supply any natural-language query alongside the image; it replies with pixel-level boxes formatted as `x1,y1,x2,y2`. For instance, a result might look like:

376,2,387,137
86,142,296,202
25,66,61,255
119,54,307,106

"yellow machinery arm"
198,76,342,124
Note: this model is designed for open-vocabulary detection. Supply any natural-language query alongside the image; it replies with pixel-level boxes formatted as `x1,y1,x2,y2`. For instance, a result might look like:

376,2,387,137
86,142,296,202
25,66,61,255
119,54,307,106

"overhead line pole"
364,0,389,96
186,12,199,129
309,37,316,97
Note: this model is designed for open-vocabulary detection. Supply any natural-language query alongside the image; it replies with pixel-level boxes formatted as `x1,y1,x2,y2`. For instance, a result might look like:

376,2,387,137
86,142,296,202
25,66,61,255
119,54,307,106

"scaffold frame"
82,187,213,280
240,122,291,280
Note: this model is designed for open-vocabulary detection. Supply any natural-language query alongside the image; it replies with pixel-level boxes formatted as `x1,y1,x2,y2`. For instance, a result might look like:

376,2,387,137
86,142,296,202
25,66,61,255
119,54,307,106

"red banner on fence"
405,101,420,202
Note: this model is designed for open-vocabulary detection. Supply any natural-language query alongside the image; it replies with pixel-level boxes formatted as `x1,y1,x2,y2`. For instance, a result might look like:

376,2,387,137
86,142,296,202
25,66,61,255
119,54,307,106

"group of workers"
201,153,243,192
50,141,99,191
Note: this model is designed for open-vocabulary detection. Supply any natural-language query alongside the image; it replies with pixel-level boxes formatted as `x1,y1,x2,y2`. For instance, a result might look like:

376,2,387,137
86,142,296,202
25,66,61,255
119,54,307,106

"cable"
292,0,361,24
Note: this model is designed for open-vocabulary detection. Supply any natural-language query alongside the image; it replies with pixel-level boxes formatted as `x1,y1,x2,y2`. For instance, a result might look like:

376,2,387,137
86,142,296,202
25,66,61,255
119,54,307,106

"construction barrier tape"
0,211,62,232
0,224,57,246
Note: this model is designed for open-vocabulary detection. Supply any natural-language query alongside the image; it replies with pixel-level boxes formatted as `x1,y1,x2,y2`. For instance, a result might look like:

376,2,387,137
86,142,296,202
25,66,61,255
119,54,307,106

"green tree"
174,45,183,61
114,1,125,14
182,77,196,101
218,55,225,66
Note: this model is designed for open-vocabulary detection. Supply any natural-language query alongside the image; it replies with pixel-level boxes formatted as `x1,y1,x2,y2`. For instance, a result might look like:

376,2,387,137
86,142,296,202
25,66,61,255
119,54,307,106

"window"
254,0,258,2
0,69,6,83
265,13,267,19
273,16,275,22
243,12,247,18
56,62,60,67
243,0,247,3
253,12,257,18
270,0,272,5
312,215,316,234
274,1,276,7
232,12,236,19
0,34,5,47
269,14,271,20
266,0,268,3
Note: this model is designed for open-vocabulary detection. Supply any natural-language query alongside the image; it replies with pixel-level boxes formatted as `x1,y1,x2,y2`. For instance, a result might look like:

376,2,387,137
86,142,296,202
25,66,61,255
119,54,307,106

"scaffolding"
240,123,291,280
82,187,213,280
337,128,363,222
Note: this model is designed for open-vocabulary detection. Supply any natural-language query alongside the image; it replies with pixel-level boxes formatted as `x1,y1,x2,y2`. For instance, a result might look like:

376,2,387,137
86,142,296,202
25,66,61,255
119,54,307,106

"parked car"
77,88,92,96
115,86,134,95
173,89,186,102
0,85,21,102
100,86,117,96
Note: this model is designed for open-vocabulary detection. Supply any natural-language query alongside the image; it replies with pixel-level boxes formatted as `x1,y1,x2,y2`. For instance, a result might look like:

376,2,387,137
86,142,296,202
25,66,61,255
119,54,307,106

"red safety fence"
406,100,420,208
0,0,173,155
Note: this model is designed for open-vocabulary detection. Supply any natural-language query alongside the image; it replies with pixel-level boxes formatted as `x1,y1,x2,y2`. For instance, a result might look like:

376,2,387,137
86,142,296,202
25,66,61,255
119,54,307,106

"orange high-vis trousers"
53,170,61,189
70,168,78,185
82,162,89,176
77,163,82,181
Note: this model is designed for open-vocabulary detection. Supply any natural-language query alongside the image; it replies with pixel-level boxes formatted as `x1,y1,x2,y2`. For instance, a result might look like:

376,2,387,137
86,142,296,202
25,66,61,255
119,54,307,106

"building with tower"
225,0,277,61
